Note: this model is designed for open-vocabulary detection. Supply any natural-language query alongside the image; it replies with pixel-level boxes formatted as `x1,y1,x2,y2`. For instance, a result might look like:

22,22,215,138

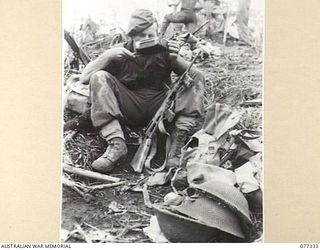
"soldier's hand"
106,47,135,61
167,40,181,62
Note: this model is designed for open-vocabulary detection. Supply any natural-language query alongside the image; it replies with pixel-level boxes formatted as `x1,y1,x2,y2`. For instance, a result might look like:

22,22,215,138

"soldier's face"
131,23,158,43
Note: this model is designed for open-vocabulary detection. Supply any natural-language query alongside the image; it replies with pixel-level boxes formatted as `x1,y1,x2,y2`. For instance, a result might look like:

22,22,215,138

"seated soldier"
159,0,204,36
79,9,204,173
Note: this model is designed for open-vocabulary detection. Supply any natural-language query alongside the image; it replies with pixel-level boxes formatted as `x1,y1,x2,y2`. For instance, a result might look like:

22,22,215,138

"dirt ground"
62,161,170,242
62,41,263,243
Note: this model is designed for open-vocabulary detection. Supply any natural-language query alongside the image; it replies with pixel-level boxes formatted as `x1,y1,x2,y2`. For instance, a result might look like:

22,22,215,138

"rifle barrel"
192,20,210,35
64,30,90,66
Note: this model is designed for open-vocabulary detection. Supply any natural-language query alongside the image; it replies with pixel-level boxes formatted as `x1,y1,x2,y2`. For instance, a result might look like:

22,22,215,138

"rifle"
64,30,92,131
64,30,90,66
192,19,210,36
130,51,201,173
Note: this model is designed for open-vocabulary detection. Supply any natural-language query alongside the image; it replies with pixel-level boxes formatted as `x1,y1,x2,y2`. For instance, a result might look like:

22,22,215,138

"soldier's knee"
195,70,205,82
192,70,205,90
194,82,204,95
90,70,112,81
90,71,114,88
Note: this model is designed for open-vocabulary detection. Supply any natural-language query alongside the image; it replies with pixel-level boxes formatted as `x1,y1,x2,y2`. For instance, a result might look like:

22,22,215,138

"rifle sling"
145,135,171,173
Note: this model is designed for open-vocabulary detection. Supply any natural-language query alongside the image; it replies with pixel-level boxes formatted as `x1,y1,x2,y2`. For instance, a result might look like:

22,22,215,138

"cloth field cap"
127,9,156,36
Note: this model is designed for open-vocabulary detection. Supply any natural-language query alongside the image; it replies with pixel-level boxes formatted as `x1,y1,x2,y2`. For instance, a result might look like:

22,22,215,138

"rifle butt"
130,138,152,173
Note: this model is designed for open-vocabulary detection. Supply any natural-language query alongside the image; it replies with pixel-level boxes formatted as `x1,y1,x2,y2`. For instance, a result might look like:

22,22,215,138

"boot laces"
102,140,122,158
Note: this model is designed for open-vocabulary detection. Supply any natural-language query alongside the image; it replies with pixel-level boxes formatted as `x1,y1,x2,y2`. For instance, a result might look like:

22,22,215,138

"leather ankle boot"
167,129,190,169
92,137,128,173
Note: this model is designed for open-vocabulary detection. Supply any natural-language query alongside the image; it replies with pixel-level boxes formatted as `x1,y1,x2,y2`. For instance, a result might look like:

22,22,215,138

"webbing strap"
145,135,172,173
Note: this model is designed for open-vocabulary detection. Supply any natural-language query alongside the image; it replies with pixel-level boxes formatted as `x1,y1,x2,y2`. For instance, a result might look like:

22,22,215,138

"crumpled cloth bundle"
180,102,262,192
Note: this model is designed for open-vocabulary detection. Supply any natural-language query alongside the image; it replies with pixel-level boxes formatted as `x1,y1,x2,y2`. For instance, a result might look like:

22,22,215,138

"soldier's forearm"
80,51,113,84
81,63,100,84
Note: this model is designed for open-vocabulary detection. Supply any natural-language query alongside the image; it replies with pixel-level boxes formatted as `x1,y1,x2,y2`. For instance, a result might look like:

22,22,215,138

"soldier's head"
127,9,158,43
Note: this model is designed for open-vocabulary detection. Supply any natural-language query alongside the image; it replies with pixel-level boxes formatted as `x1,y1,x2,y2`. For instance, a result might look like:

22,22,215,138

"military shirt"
104,40,172,91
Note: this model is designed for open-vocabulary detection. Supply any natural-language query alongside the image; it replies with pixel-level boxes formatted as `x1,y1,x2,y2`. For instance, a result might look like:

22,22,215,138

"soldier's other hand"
107,47,134,61
168,40,181,62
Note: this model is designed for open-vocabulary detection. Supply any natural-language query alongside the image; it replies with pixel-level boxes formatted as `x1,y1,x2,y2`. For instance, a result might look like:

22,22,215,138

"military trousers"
89,70,204,141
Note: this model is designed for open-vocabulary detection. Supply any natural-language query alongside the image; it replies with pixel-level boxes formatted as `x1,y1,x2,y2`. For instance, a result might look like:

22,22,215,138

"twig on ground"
63,164,120,182
75,224,93,243
63,130,78,144
87,181,126,191
63,229,78,243
83,221,100,231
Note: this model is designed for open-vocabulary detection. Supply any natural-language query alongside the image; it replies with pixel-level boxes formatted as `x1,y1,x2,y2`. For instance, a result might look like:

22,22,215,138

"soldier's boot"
166,129,190,169
92,137,128,173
